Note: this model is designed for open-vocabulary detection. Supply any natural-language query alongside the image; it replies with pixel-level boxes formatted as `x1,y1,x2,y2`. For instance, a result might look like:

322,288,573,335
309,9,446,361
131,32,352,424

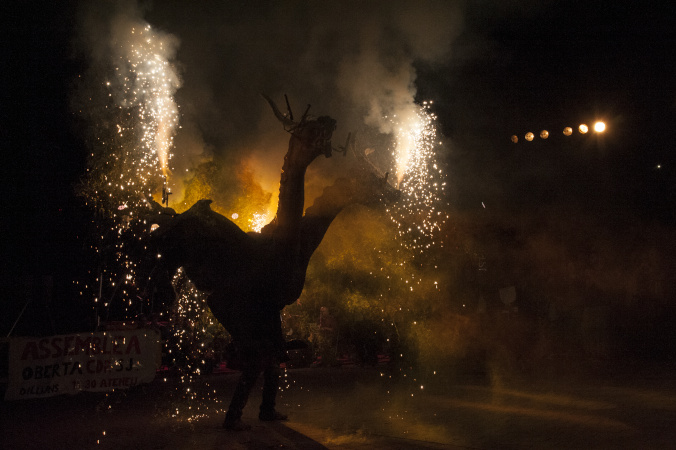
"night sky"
2,1,674,334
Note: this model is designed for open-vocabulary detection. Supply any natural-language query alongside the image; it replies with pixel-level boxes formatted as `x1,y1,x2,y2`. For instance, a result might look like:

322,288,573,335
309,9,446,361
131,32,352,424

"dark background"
1,1,674,338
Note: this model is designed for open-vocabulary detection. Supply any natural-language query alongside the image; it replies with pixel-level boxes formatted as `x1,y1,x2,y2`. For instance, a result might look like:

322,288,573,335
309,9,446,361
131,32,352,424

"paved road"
2,363,675,449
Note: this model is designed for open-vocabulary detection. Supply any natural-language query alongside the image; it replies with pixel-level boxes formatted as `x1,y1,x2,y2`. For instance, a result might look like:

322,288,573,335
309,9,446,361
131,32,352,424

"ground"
2,362,676,449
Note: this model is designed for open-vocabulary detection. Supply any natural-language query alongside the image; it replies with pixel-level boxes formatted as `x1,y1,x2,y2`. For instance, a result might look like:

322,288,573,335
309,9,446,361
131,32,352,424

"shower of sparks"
353,102,451,405
385,101,448,254
114,24,180,181
358,102,449,399
165,269,226,422
77,20,181,331
250,212,271,232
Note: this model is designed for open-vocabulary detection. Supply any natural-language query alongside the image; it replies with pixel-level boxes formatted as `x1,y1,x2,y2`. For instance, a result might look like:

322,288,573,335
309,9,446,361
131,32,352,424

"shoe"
223,419,252,431
259,410,288,421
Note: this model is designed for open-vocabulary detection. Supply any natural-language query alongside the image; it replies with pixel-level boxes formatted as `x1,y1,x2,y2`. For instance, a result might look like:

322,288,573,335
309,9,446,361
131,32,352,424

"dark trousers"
225,358,280,422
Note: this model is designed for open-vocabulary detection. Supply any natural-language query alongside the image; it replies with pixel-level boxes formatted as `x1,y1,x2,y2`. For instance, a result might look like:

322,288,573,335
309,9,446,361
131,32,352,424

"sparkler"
352,100,450,413
385,101,448,254
101,20,221,418
115,23,180,182
78,19,181,318
77,20,200,424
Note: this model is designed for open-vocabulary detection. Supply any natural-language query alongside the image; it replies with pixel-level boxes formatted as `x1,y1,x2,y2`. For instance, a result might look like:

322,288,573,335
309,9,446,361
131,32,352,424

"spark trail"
113,23,181,184
386,101,448,254
78,19,226,422
78,19,181,316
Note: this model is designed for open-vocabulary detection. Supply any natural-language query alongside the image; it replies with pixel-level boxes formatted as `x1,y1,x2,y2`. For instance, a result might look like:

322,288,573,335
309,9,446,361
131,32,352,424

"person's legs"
260,364,279,414
224,359,261,429
259,364,287,421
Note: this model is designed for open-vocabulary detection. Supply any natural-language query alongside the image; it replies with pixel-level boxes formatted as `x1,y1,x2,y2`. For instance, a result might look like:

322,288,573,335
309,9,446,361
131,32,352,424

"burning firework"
111,23,180,183
77,17,182,322
385,101,448,254
250,211,272,232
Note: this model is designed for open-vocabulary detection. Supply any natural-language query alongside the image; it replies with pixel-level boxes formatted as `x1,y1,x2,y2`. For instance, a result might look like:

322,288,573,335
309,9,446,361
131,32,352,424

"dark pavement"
2,363,676,449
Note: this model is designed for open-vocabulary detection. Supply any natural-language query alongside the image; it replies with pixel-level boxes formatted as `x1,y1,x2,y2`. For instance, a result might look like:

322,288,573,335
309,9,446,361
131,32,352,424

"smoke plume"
75,0,463,214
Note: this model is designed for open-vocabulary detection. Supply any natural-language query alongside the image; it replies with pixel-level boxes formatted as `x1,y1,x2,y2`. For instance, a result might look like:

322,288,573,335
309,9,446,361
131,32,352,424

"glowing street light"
511,119,606,143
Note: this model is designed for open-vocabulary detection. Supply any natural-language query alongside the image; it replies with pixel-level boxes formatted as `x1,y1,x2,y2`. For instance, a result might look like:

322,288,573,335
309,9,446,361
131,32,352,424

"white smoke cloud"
76,0,464,208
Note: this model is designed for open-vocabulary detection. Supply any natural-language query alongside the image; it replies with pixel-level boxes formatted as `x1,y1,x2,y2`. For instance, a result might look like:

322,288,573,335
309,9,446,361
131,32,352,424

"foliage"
177,158,272,231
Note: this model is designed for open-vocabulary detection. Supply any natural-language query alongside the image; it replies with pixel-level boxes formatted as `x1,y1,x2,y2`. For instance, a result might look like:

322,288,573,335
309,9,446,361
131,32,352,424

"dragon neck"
272,136,312,241
299,177,361,261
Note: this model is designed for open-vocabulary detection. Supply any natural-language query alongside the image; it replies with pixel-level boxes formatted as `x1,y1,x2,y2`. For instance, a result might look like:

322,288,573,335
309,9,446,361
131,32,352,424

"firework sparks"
250,211,271,233
77,19,181,328
115,24,180,181
386,101,448,253
166,269,226,422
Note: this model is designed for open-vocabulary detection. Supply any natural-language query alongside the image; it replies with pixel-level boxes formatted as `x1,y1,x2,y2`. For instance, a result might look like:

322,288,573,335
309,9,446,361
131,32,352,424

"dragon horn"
261,93,296,128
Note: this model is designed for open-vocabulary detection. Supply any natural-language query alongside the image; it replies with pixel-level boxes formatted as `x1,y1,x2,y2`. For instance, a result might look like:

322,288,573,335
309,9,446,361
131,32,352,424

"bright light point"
656,164,662,169
231,213,239,220
593,121,606,132
150,223,159,232
525,132,534,141
579,124,589,134
540,130,549,139
387,102,446,253
250,212,271,232
563,127,573,136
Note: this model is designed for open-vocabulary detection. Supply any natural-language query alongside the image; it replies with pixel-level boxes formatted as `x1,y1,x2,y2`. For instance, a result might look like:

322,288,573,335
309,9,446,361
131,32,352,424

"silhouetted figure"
223,300,288,430
144,96,399,431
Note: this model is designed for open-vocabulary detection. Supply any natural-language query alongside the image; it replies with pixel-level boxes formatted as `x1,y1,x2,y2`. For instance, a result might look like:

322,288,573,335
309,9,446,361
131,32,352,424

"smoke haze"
74,0,463,209
4,0,675,384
